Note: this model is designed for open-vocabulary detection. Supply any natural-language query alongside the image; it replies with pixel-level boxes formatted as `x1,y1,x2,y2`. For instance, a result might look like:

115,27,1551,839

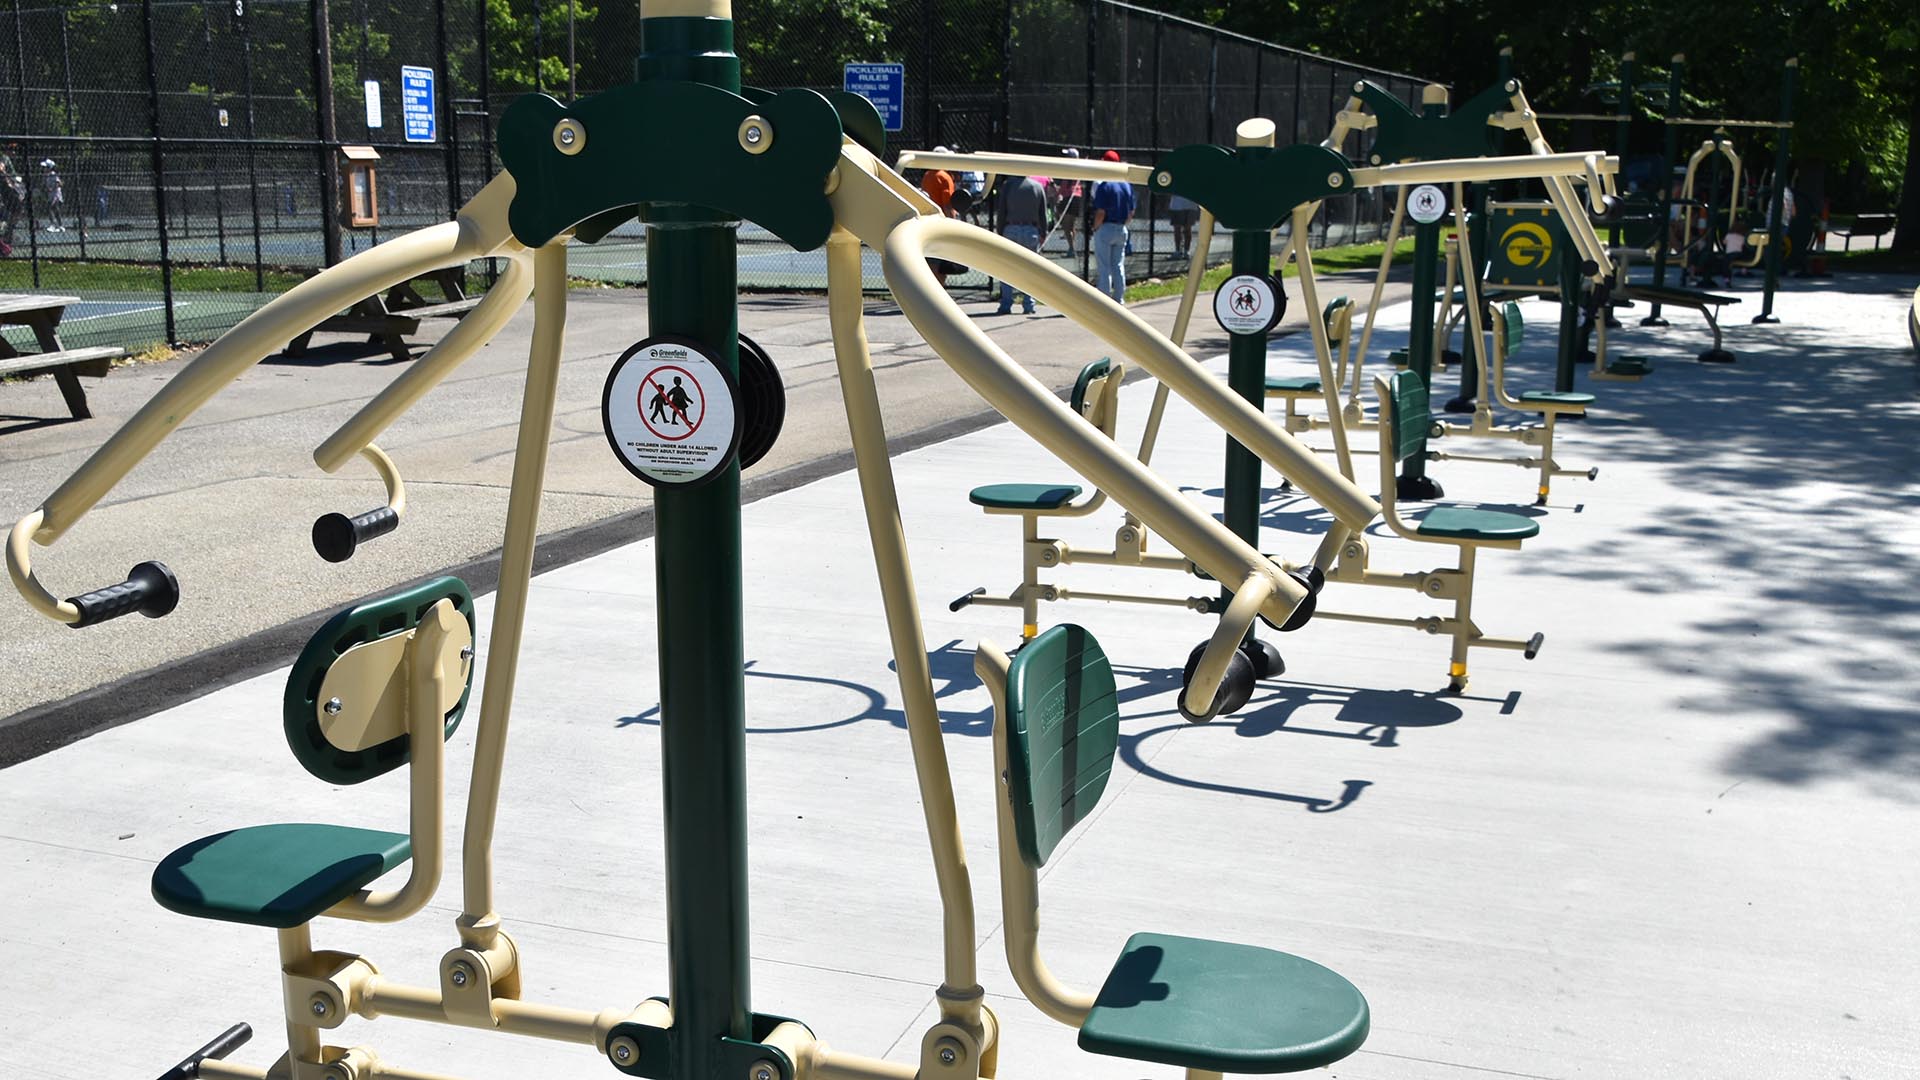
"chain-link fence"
0,0,1433,353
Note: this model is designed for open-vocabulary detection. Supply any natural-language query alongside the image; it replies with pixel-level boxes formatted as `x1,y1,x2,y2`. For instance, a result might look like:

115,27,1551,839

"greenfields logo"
1500,221,1553,268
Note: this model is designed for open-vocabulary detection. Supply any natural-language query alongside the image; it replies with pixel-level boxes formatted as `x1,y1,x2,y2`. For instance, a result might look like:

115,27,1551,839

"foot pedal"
155,1024,252,1080
949,587,986,612
1524,632,1545,660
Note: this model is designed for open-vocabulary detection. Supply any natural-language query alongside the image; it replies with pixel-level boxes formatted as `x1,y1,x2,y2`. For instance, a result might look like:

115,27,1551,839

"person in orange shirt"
919,145,962,286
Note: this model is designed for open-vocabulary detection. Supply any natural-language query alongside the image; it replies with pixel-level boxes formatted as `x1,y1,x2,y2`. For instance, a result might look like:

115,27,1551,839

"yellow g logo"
1501,221,1553,268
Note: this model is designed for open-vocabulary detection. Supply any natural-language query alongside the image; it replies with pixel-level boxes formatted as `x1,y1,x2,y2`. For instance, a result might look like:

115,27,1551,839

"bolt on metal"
323,697,342,715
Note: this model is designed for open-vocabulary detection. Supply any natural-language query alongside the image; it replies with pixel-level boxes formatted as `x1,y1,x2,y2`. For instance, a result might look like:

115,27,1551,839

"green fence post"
636,9,752,1079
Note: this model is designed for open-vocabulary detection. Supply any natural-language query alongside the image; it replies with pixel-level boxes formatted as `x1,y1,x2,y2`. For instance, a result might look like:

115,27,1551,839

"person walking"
1168,191,1200,257
1053,148,1084,256
995,174,1048,315
0,158,20,255
918,147,963,288
1089,150,1136,302
40,159,64,232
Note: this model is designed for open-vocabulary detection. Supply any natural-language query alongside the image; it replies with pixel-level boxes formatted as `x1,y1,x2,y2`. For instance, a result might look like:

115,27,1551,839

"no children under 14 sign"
602,338,743,488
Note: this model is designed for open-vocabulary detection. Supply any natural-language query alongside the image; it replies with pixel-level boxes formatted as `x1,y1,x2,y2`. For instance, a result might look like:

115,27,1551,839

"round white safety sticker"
1214,273,1283,336
602,337,743,488
1407,184,1448,224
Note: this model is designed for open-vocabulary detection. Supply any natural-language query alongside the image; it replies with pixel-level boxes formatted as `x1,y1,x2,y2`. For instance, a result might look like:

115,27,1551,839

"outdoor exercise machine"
950,81,1612,689
1677,132,1741,285
6,3,1388,1078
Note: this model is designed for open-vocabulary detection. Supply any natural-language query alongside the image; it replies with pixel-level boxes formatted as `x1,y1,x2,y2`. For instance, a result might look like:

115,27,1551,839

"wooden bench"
285,268,483,363
1829,214,1895,252
0,293,127,420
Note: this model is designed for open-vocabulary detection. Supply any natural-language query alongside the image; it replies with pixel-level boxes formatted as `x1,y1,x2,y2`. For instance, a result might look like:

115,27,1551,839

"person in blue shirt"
1089,151,1137,301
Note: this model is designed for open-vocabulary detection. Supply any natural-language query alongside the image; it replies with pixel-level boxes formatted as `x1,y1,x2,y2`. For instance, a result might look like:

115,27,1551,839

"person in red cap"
1088,151,1137,301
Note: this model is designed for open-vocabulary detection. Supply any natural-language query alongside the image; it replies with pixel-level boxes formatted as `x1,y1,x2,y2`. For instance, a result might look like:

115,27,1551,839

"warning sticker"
1407,184,1448,225
602,337,742,488
1214,273,1283,336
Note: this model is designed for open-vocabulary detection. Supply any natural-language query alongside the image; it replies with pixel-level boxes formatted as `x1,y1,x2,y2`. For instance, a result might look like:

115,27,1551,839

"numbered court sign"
1214,273,1284,336
1407,184,1448,225
602,337,744,489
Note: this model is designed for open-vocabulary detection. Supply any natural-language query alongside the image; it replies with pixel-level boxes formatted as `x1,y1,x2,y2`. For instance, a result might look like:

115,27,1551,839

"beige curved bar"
28,174,517,549
316,250,536,473
895,149,1151,187
7,510,76,623
360,443,409,519
1182,572,1274,716
883,217,1383,625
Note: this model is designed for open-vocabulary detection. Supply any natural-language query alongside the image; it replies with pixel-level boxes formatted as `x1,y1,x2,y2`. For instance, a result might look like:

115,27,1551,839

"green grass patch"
0,260,307,295
1125,236,1420,303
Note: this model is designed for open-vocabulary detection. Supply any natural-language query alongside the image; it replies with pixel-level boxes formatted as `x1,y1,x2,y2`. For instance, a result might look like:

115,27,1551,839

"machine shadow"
613,643,1524,812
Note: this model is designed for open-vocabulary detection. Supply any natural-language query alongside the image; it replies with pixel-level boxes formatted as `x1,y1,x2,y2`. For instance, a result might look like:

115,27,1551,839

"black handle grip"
313,506,399,563
153,1022,252,1080
66,561,179,628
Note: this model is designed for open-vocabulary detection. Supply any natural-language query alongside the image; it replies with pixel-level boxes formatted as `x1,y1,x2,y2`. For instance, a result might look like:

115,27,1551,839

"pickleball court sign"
602,337,743,488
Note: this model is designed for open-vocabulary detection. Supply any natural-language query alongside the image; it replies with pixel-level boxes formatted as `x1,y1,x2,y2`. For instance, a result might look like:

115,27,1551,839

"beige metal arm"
895,149,1153,187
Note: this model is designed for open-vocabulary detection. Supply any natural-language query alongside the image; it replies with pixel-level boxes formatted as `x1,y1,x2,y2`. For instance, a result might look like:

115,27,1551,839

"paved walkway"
0,277,1409,734
0,275,1914,1079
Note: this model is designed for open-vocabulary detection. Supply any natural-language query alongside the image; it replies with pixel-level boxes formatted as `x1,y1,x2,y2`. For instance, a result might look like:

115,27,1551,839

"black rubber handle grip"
153,1022,252,1080
66,561,179,628
313,506,399,563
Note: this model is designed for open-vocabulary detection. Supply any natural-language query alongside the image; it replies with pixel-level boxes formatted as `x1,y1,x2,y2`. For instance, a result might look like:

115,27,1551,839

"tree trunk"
1894,80,1920,253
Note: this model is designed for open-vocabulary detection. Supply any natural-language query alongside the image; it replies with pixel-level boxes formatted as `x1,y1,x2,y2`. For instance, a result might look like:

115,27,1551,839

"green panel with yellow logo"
1484,202,1566,289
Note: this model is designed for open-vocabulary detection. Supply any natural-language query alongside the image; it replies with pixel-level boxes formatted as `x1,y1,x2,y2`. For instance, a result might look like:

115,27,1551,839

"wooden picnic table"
0,293,125,420
284,267,484,363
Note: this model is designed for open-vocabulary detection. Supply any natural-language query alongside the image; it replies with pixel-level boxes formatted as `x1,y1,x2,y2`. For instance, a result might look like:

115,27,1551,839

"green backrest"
283,576,476,785
1070,357,1113,417
1323,296,1352,350
1386,370,1429,464
1484,203,1565,289
1002,624,1121,868
1499,301,1525,356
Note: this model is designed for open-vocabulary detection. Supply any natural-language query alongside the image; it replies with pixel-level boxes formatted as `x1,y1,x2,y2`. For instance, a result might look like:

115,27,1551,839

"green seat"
1518,389,1594,407
1263,375,1322,394
1080,932,1370,1074
153,823,411,928
998,626,1368,1074
1414,506,1540,542
969,483,1081,511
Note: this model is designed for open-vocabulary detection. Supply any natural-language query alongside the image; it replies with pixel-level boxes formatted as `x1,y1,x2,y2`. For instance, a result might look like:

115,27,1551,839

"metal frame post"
635,13,752,1078
242,0,265,290
1754,57,1796,323
1223,225,1271,586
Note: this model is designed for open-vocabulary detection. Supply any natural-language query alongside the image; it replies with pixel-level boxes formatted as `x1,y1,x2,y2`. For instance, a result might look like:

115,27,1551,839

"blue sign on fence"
401,65,436,143
843,62,905,133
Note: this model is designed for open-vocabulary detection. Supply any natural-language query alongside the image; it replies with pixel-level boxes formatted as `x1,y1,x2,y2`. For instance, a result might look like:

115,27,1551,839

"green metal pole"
1223,225,1271,589
1556,226,1580,392
1397,91,1448,500
1642,53,1684,326
637,12,752,1080
1754,57,1796,324
1612,52,1635,253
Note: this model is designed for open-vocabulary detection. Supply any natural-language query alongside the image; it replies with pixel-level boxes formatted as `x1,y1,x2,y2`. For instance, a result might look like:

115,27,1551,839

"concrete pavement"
0,276,1913,1079
0,275,1412,740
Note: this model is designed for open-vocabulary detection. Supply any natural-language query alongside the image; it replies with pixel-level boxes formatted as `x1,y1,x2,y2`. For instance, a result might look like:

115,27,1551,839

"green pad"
969,484,1082,511
1629,284,1739,307
153,823,411,928
1520,390,1594,407
1414,506,1540,542
284,576,475,787
1002,624,1119,867
1078,932,1370,1073
1264,376,1322,394
1610,356,1655,376
1385,370,1429,464
1500,301,1525,355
